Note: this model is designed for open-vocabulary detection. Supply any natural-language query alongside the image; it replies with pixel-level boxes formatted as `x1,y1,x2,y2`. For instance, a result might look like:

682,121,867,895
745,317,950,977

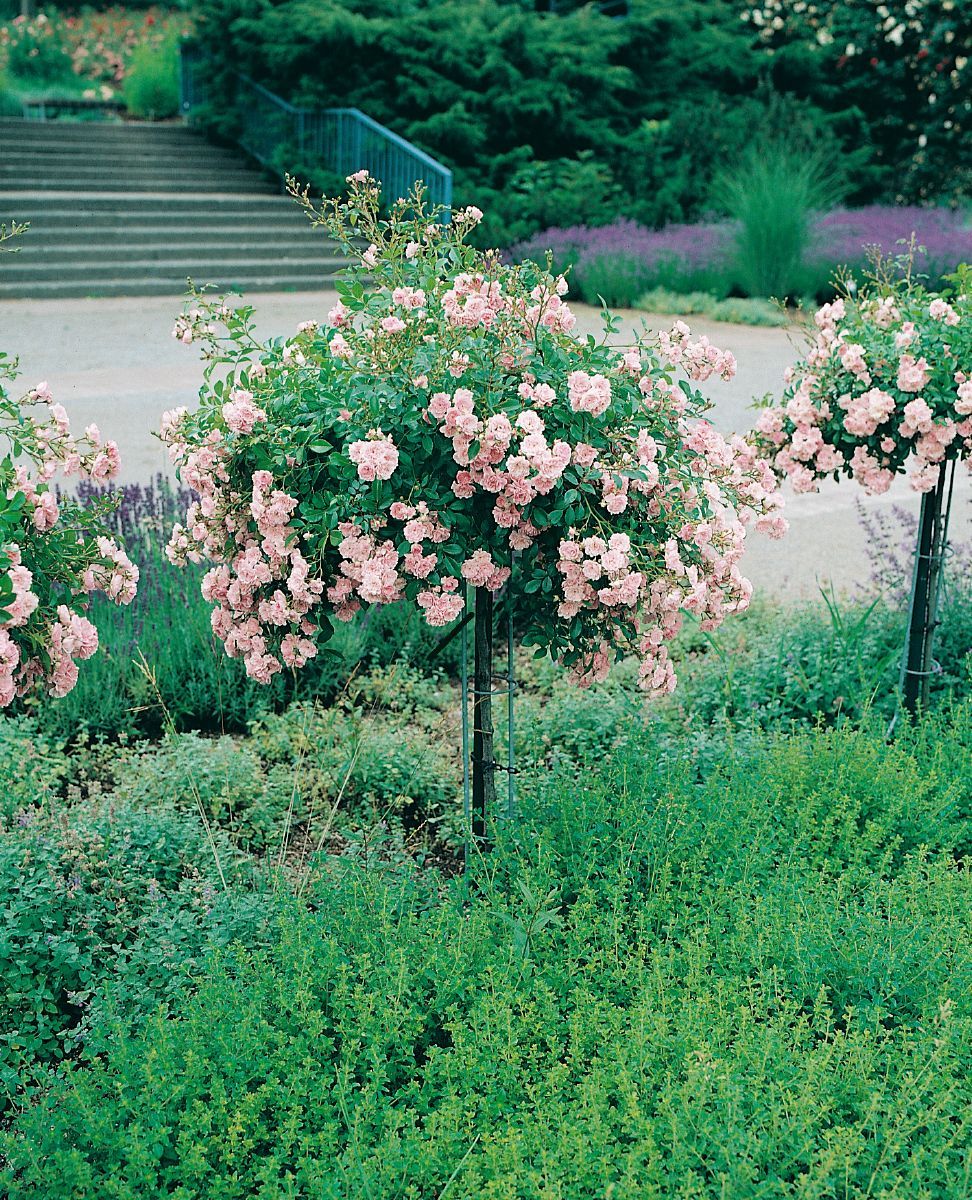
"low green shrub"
5,714,972,1197
636,287,790,326
248,687,458,833
0,70,21,116
122,37,178,120
666,590,972,756
0,716,69,818
0,794,241,1103
111,733,298,852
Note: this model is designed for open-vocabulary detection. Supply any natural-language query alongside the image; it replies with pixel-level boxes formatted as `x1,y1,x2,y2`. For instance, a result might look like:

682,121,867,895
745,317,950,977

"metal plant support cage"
459,579,517,869
900,457,957,716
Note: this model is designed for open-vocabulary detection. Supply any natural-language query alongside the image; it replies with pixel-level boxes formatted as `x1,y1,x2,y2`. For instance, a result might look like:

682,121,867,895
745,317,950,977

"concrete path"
2,291,968,601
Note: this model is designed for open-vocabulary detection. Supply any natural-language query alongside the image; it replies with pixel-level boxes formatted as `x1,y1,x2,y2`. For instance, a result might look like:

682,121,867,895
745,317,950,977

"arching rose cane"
750,261,972,714
161,173,786,847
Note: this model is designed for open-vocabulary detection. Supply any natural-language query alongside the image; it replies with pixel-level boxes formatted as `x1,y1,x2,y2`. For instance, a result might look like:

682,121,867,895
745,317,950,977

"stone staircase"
0,119,345,299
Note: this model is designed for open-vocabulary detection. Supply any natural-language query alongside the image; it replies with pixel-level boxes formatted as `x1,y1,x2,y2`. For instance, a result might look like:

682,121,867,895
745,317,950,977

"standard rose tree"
161,173,785,832
750,261,971,711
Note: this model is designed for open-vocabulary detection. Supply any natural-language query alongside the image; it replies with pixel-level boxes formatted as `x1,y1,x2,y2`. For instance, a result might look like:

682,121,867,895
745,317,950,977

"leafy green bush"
111,733,298,852
0,70,21,116
0,716,69,818
5,713,972,1197
660,589,972,772
248,687,458,832
186,0,935,246
0,794,240,1103
636,287,790,326
121,36,178,119
479,152,620,248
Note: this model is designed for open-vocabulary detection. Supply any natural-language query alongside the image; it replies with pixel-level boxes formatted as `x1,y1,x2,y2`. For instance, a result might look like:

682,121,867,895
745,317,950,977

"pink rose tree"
750,261,972,713
161,173,785,840
0,351,138,707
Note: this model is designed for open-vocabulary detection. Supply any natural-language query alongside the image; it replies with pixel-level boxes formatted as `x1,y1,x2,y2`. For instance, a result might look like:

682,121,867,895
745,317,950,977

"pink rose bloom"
348,432,399,481
223,389,267,434
380,315,406,334
572,442,598,469
32,491,59,531
281,634,317,668
900,397,934,438
461,549,507,592
327,301,349,327
568,371,612,417
929,298,959,326
90,441,121,481
897,354,931,392
428,392,451,419
330,333,353,360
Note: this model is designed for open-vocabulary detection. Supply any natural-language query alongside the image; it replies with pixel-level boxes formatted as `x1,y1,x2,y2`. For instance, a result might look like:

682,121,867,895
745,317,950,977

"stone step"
0,158,268,180
0,273,338,300
0,192,303,214
3,252,343,279
0,134,232,156
0,118,340,297
0,119,214,142
0,173,280,194
1,146,249,165
16,227,339,249
2,250,336,276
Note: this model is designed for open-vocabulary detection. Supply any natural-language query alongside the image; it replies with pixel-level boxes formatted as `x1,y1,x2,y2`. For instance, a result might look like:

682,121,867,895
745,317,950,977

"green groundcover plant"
3,704,972,1197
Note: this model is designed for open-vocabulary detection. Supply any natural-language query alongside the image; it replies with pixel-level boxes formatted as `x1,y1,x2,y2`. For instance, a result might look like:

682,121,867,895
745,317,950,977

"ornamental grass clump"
1,225,138,707
162,172,785,706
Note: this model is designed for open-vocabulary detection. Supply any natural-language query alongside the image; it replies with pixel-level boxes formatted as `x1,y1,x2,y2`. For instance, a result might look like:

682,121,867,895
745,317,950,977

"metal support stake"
901,458,956,715
506,562,516,821
471,586,496,846
460,582,471,875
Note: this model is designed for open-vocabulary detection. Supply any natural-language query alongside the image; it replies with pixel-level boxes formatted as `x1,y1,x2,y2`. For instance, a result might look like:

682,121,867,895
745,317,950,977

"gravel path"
2,291,967,601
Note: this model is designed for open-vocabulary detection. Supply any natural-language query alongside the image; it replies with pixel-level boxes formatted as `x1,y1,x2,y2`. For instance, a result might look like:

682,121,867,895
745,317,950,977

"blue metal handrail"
179,44,452,216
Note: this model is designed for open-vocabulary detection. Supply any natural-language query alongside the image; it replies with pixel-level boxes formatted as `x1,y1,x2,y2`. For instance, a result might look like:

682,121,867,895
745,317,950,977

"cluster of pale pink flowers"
1,380,138,706
162,413,323,680
162,176,788,698
753,288,972,496
171,303,232,346
658,321,737,383
348,431,400,482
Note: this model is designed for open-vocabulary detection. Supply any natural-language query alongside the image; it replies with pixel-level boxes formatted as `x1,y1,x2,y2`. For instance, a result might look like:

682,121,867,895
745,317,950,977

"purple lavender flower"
811,207,972,280
511,207,970,297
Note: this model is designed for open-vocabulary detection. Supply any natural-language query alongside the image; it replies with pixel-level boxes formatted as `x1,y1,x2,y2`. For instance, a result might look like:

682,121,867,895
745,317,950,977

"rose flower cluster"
0,373,138,706
751,271,972,496
161,173,785,696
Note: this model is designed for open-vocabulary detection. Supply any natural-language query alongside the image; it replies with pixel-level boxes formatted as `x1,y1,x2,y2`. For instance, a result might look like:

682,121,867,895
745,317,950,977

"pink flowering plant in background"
0,231,138,706
751,258,972,496
161,173,785,697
